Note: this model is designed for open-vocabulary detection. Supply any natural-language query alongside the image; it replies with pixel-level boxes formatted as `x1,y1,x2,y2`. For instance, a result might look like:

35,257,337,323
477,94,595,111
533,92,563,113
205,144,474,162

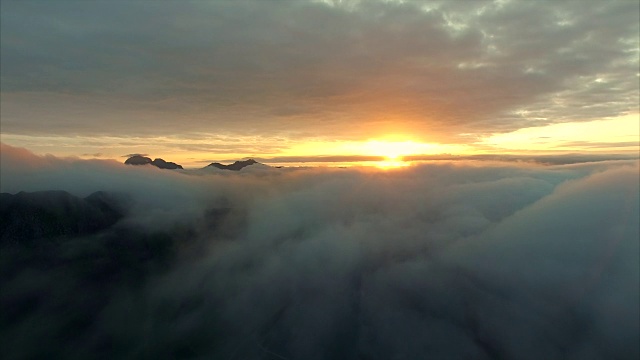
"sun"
363,140,429,168
366,140,408,159
364,140,424,168
286,138,458,168
374,158,409,169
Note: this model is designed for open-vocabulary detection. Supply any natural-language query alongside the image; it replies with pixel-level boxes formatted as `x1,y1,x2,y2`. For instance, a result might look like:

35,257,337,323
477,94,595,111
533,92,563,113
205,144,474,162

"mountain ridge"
205,159,259,171
124,155,183,169
124,155,265,171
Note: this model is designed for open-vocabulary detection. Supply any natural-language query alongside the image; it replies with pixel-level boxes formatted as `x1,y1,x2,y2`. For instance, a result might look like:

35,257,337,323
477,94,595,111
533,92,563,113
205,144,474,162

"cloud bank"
1,143,638,359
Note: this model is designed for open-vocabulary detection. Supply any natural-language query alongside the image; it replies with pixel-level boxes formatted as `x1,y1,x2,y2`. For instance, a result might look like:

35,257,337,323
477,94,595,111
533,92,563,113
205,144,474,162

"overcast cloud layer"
1,143,638,359
1,0,638,142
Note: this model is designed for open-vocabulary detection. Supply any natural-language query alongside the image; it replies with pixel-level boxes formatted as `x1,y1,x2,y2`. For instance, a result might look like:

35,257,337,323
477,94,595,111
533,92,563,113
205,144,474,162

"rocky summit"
124,155,183,169
206,159,258,171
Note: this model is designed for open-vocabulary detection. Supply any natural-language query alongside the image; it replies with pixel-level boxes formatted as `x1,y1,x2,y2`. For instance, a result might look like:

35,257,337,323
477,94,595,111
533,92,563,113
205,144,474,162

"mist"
1,143,638,359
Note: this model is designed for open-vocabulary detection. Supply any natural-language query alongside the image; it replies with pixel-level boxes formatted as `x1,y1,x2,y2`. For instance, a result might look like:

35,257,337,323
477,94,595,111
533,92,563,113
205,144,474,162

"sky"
1,0,638,167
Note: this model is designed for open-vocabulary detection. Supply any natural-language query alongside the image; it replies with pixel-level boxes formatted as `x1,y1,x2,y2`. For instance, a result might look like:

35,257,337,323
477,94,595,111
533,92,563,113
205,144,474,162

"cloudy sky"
1,0,638,166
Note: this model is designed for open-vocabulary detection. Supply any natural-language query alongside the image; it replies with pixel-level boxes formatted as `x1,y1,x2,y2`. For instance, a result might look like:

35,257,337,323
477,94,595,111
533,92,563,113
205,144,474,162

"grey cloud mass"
1,0,638,141
1,143,638,359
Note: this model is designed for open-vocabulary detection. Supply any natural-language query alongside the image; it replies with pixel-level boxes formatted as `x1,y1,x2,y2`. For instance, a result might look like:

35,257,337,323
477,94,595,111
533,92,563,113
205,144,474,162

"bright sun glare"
374,159,409,169
364,140,428,168
288,138,468,169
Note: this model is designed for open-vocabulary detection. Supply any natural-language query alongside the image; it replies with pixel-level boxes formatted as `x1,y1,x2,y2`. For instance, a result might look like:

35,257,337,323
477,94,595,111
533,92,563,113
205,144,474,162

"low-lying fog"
1,143,638,360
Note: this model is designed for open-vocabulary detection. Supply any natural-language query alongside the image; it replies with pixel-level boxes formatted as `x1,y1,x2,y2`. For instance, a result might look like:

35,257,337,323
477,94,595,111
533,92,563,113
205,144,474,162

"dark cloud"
1,0,637,141
1,143,638,359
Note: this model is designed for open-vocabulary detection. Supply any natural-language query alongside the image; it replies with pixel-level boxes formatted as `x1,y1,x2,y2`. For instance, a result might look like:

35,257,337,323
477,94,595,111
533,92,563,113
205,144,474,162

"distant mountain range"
124,155,263,171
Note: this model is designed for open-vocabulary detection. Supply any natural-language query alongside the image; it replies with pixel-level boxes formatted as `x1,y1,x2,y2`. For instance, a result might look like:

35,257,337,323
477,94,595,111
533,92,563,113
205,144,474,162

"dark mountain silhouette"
124,155,152,165
0,191,189,354
0,189,233,358
205,159,259,171
0,191,129,244
124,155,183,169
151,158,183,169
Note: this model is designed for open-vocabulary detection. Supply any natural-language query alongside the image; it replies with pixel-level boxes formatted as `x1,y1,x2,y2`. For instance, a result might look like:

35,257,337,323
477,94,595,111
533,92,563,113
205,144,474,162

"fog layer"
1,143,638,359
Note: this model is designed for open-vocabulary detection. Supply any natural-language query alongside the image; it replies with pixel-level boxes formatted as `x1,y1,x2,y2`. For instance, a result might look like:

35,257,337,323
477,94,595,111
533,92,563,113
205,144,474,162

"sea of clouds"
1,143,638,359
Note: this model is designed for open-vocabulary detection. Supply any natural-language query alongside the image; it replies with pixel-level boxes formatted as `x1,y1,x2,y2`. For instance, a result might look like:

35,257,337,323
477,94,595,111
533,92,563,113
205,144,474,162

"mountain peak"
205,159,260,171
124,155,152,165
124,155,183,169
151,158,183,169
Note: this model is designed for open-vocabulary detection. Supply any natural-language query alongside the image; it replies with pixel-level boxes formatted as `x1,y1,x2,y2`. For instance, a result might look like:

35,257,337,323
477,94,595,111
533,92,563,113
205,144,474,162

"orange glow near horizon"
479,114,639,152
1,113,636,169
373,159,410,169
363,140,433,160
361,140,436,168
290,139,468,159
